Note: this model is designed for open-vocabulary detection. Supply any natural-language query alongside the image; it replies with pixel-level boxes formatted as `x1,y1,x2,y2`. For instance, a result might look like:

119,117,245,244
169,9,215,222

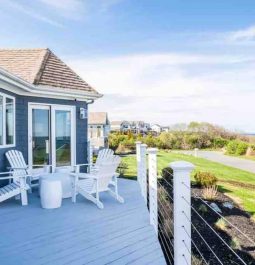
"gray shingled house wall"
0,87,88,171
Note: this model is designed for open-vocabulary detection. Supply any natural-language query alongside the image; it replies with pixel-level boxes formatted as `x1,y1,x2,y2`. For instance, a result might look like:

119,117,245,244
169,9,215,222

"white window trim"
0,92,16,149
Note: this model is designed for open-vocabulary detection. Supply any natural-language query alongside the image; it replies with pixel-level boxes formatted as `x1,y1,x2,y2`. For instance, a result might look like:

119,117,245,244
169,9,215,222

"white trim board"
0,91,16,149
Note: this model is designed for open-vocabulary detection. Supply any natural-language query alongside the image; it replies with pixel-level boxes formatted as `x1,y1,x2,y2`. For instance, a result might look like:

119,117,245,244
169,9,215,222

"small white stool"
39,173,72,199
40,177,62,209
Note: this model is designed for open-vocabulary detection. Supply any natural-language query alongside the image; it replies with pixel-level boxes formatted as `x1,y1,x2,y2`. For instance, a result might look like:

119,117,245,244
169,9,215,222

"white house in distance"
110,121,130,132
88,112,110,150
111,120,150,134
151,124,162,134
161,126,170,133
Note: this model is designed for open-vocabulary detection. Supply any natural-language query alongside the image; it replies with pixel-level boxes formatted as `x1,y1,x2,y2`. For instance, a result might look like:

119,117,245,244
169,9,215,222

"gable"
0,48,99,96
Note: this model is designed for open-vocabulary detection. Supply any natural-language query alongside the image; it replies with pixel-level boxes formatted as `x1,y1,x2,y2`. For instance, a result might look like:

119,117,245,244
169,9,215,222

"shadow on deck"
0,179,166,265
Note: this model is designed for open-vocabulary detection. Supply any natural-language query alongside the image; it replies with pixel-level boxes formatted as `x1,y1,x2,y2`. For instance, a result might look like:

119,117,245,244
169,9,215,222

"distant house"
88,112,110,150
151,124,162,134
161,126,170,133
111,120,150,134
110,121,130,132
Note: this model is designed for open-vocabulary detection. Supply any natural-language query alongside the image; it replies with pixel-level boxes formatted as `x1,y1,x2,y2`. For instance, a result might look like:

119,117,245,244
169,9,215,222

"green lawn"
121,151,255,217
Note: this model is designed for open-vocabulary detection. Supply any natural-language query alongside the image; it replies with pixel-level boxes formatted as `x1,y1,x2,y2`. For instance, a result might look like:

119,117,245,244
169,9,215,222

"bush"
213,137,228,149
117,161,128,177
236,141,249,155
194,171,218,187
226,140,249,155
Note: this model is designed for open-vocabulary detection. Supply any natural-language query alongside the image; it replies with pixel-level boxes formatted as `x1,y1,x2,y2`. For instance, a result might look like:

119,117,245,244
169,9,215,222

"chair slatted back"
94,155,121,192
5,150,27,184
95,149,114,167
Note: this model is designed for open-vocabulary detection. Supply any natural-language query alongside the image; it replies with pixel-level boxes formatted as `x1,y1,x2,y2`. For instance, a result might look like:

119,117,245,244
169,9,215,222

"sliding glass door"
31,106,50,166
29,104,75,170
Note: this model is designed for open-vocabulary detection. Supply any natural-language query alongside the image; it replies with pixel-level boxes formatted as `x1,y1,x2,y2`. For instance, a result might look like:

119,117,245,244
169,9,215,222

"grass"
121,151,255,217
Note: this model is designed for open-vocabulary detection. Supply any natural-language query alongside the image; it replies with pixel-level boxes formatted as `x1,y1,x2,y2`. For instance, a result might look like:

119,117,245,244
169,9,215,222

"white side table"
40,177,62,209
39,172,72,199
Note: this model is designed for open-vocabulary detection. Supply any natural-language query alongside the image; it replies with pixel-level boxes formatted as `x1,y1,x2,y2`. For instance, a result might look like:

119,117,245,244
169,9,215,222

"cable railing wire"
158,228,174,264
195,195,255,246
182,238,205,265
158,180,174,202
182,225,209,265
158,212,174,239
182,196,247,265
182,211,224,265
157,199,174,224
181,182,255,246
160,176,174,189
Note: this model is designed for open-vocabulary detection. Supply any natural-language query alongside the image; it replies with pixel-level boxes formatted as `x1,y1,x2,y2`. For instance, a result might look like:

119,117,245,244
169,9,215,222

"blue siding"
0,87,88,171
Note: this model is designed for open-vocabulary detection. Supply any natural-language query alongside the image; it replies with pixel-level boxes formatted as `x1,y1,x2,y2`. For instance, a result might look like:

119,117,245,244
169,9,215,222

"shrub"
215,218,227,231
194,171,218,187
226,140,239,154
230,237,241,250
226,140,249,155
117,161,128,177
198,204,208,214
213,137,228,149
236,141,249,155
202,185,218,200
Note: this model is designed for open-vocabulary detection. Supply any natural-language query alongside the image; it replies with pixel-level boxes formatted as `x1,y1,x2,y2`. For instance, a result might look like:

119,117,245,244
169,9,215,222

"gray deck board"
0,179,166,265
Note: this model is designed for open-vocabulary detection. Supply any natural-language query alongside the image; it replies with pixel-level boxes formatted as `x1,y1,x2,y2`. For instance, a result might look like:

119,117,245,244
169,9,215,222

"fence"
136,143,255,265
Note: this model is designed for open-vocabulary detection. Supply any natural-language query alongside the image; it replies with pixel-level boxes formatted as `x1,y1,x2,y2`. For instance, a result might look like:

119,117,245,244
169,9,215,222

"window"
97,126,101,137
0,93,15,147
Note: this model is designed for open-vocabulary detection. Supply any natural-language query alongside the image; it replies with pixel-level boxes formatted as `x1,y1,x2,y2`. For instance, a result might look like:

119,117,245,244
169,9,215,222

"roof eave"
0,67,103,101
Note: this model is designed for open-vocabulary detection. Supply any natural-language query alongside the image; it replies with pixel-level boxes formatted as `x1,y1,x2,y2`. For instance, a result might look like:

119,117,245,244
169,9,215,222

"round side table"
40,177,62,209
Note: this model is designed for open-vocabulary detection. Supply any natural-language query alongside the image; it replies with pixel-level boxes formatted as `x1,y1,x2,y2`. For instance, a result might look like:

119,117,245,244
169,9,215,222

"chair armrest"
70,173,98,180
0,173,28,180
0,176,16,180
8,166,28,170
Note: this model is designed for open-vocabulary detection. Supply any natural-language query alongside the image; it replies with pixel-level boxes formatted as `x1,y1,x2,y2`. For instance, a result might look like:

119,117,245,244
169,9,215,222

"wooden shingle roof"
88,112,109,125
0,48,99,95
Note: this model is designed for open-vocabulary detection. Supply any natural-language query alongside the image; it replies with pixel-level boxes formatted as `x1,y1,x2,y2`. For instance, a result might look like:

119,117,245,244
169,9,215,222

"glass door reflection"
32,108,50,166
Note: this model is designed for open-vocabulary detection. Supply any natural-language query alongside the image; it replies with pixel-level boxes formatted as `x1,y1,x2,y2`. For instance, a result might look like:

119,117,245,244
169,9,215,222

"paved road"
179,150,255,174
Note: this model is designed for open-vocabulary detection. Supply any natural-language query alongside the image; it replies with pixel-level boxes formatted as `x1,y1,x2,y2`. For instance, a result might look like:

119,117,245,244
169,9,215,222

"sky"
0,0,255,132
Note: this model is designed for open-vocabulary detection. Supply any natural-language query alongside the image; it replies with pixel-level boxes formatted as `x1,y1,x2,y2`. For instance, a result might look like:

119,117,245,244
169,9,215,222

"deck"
0,179,166,265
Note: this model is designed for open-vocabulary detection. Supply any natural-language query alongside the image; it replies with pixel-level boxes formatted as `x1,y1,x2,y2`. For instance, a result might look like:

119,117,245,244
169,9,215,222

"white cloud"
67,52,255,131
229,25,255,41
38,0,86,20
6,0,63,27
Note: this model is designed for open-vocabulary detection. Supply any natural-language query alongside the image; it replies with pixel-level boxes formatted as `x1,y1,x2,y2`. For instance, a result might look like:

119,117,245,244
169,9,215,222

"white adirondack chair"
89,148,114,172
53,149,115,174
71,155,124,209
5,150,50,191
0,171,29,205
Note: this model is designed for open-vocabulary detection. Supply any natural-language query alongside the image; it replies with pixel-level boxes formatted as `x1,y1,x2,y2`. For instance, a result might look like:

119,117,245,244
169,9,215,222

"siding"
0,87,88,171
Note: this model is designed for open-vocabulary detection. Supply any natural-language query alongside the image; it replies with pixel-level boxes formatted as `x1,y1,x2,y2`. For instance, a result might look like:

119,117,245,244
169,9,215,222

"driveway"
179,150,255,174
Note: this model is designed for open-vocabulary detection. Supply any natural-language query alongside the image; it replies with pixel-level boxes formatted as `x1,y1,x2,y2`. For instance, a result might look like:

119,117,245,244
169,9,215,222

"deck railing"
135,142,255,265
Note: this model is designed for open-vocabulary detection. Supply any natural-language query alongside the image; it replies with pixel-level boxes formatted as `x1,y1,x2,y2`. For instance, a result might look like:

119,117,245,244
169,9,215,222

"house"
110,120,130,132
88,112,110,150
161,126,170,133
111,120,150,134
0,48,101,171
151,124,162,134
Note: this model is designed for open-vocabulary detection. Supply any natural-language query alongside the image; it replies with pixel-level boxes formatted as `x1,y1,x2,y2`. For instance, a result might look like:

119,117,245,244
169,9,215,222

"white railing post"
170,161,195,265
140,144,147,203
136,141,142,189
148,148,158,235
194,148,199,157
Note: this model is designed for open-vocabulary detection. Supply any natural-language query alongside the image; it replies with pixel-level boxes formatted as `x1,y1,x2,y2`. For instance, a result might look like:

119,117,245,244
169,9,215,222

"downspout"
87,99,94,105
